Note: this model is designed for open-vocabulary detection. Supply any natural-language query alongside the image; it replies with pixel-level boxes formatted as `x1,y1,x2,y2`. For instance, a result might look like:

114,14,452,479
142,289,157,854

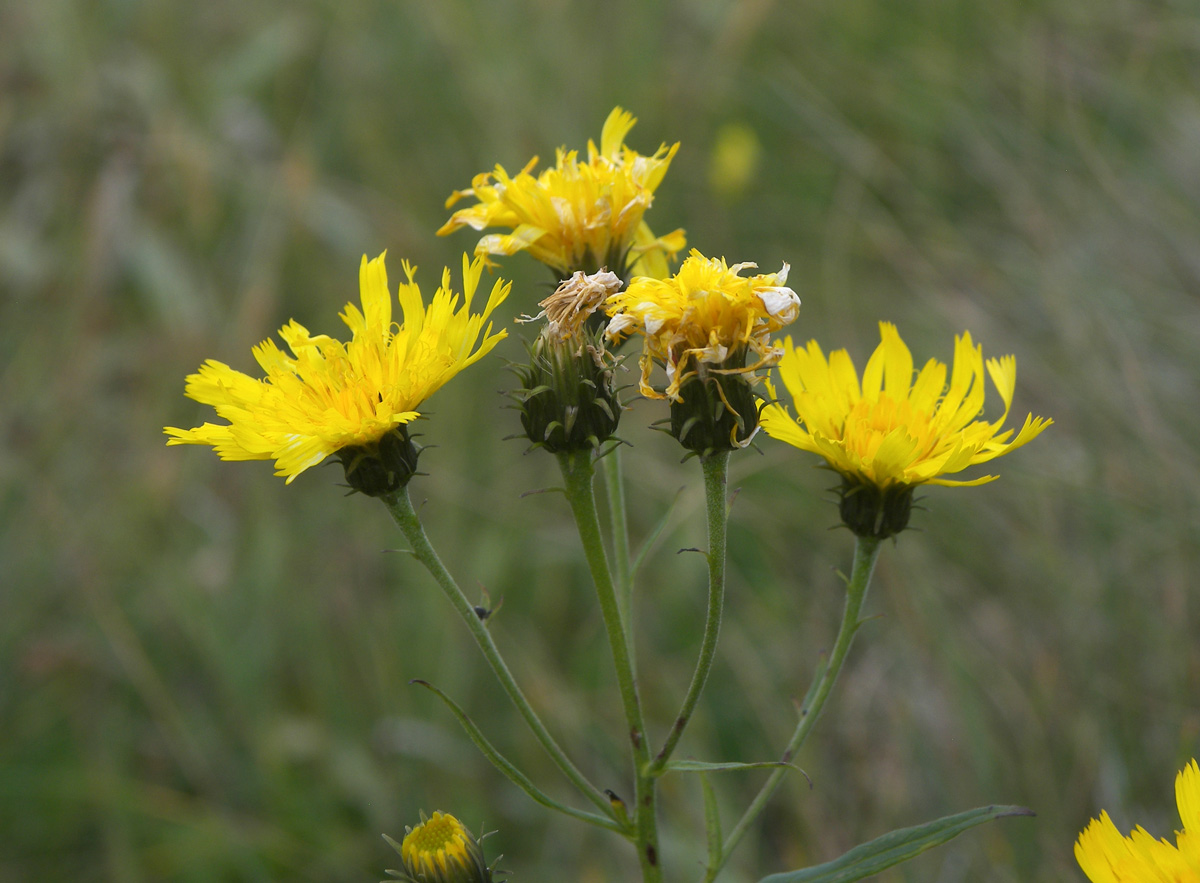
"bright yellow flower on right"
760,322,1050,537
1075,759,1200,883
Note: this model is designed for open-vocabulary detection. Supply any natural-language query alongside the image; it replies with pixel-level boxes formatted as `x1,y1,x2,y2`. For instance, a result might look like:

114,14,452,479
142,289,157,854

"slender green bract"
381,488,615,821
410,679,629,835
711,536,883,880
756,804,1034,883
649,451,729,774
558,450,663,883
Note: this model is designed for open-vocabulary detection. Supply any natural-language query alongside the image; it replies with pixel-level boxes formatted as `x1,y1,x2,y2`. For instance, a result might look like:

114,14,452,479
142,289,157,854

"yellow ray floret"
438,106,685,277
605,249,799,401
1075,759,1200,883
760,322,1050,489
165,253,510,483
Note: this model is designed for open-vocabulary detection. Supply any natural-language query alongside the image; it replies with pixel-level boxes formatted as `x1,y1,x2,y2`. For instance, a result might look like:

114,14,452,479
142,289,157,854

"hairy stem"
602,448,635,659
559,451,663,883
709,536,882,881
649,450,729,774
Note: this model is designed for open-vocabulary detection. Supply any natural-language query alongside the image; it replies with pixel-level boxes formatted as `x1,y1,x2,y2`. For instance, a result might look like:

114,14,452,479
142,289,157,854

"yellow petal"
600,106,637,158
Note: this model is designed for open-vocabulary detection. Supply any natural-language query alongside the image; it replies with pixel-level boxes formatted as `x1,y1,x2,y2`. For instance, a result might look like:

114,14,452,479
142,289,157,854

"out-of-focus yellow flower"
605,249,798,402
708,121,761,201
386,811,493,883
761,322,1050,489
1075,759,1200,883
438,107,685,279
165,253,509,490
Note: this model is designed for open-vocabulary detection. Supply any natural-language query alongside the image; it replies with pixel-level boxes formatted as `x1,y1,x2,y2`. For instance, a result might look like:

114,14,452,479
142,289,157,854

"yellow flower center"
842,396,935,462
401,812,472,876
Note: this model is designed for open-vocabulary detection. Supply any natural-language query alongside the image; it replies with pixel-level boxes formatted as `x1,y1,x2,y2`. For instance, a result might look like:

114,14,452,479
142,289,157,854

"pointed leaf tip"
756,804,1033,883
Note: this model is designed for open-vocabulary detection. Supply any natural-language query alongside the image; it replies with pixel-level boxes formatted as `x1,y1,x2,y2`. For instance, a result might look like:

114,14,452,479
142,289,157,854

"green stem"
648,450,729,774
558,451,663,883
601,448,635,658
381,488,617,823
708,536,883,882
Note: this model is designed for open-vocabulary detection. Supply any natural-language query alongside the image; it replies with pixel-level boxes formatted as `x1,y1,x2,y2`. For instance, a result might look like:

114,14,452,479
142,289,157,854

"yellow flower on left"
165,253,510,487
1075,759,1200,883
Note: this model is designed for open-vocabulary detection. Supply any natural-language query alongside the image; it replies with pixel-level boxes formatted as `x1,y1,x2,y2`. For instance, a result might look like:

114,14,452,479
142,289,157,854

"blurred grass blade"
650,759,802,776
757,804,1034,883
410,680,628,836
701,773,722,876
631,487,684,577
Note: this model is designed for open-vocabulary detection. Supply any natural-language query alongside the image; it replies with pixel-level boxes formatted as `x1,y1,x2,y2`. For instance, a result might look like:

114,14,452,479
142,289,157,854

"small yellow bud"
385,811,493,883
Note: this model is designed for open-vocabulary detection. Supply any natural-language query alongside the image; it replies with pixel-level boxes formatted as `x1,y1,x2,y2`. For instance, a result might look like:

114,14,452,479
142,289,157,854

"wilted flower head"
385,811,494,883
605,249,799,402
513,270,624,453
760,322,1051,537
527,268,624,343
438,107,685,279
165,253,510,493
1075,759,1200,883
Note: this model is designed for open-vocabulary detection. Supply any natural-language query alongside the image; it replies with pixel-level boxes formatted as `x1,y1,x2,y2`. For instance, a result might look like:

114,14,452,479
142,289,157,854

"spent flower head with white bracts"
513,270,625,453
438,107,685,280
605,249,799,454
384,811,498,883
1075,759,1200,883
760,322,1051,537
165,253,510,496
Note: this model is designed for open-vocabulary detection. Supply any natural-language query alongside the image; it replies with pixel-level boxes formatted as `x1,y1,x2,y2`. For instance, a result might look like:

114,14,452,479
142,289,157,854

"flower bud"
385,811,494,883
515,326,621,453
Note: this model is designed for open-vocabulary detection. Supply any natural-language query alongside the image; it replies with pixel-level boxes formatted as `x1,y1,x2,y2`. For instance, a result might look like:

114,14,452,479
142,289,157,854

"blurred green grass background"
3,0,1199,880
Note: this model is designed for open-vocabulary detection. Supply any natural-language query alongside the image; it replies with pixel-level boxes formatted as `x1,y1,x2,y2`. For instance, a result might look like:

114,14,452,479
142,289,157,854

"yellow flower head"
1075,759,1200,883
605,249,799,402
388,811,493,883
438,106,686,279
760,322,1050,491
165,253,510,488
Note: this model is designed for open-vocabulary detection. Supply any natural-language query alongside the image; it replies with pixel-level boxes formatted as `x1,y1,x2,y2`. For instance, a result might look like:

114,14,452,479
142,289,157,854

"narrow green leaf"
652,759,803,776
700,773,722,876
410,680,628,836
757,804,1033,883
631,487,684,577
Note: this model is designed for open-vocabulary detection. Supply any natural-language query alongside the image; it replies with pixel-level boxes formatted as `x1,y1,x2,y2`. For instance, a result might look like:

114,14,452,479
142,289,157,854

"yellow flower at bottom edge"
165,253,510,491
759,322,1050,537
1075,759,1200,883
438,106,686,279
387,811,494,883
605,249,799,402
